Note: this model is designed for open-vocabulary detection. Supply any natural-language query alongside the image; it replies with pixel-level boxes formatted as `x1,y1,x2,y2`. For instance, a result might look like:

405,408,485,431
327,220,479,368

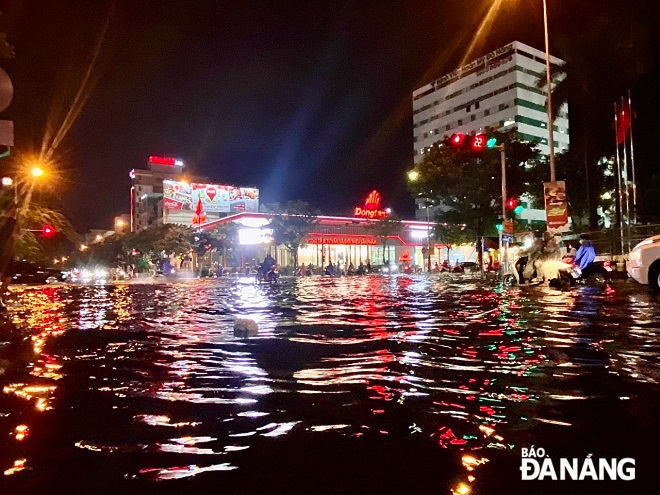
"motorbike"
504,253,578,288
562,257,614,283
256,264,279,284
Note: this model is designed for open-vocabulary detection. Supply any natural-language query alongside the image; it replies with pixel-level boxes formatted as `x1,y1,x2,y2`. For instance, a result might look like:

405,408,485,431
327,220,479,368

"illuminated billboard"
163,180,259,213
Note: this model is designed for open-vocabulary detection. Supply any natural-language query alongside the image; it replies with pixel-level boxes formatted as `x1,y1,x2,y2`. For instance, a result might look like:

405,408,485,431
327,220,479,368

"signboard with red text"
353,190,390,219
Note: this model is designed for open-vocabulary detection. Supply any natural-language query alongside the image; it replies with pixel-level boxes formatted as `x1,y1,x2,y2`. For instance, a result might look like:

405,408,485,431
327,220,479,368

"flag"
616,101,631,144
195,198,203,217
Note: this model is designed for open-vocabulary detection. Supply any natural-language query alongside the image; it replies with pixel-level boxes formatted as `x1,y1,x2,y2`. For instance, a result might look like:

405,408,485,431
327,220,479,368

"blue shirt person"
574,235,596,271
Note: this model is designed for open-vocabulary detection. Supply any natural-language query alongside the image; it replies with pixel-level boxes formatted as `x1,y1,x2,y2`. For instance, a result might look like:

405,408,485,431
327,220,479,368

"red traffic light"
42,225,56,238
450,133,465,147
471,134,486,150
506,198,518,210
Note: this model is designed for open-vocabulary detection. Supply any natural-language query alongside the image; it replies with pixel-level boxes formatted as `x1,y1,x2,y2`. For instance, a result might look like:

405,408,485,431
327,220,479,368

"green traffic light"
486,137,497,148
514,205,524,215
496,223,503,232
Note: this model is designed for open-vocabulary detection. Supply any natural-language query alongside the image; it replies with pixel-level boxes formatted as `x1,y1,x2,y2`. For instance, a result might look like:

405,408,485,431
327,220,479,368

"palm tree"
537,11,652,228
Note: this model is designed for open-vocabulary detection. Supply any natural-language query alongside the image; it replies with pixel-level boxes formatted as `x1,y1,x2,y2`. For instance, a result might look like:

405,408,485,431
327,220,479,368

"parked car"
9,261,67,284
628,234,660,290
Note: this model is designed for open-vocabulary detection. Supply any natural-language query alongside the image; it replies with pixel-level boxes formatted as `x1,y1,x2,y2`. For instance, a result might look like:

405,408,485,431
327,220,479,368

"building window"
475,101,480,109
466,105,471,113
423,132,428,139
458,119,463,126
434,128,439,135
470,115,476,122
445,124,450,131
499,103,510,111
413,136,418,143
484,109,490,117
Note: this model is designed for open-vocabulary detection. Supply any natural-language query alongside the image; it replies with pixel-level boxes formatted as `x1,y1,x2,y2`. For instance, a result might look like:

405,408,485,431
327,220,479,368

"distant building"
129,156,190,232
412,41,569,221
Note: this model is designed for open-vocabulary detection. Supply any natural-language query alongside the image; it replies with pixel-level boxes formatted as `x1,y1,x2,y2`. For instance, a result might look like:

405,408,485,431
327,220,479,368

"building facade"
130,157,186,232
412,41,569,221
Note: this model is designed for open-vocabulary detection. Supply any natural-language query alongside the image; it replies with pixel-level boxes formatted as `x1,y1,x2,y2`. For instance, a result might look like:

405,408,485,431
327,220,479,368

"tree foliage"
538,10,653,227
269,201,319,268
365,213,403,263
408,130,542,237
434,223,475,258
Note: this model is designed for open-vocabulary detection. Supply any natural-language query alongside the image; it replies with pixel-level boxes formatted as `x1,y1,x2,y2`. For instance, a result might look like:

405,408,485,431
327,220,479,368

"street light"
542,0,556,182
407,169,432,272
31,166,45,178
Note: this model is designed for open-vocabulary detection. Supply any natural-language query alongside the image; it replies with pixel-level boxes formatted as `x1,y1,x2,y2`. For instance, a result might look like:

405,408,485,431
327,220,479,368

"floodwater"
0,276,658,494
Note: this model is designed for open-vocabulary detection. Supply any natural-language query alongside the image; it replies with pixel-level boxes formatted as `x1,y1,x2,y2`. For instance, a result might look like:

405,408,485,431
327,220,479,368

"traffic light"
450,133,497,152
450,133,465,147
496,223,504,232
42,225,56,238
471,134,486,151
514,204,524,215
506,198,518,210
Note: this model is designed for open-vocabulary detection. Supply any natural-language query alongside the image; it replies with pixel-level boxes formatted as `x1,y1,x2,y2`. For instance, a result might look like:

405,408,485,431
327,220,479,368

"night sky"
1,0,658,231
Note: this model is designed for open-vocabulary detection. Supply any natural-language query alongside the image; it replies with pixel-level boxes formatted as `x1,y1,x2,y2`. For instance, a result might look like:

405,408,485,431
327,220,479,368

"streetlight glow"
32,166,45,178
116,219,125,228
407,170,419,182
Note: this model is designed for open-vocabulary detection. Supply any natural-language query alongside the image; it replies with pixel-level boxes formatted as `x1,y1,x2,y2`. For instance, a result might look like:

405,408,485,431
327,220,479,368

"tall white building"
412,41,569,220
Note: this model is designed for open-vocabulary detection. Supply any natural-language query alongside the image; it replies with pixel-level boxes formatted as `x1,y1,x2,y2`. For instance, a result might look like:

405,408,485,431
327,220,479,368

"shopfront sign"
353,190,390,219
305,236,377,246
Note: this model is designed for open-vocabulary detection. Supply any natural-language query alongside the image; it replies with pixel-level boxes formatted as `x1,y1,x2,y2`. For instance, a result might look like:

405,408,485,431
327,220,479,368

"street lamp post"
542,0,556,182
495,144,508,278
426,200,431,272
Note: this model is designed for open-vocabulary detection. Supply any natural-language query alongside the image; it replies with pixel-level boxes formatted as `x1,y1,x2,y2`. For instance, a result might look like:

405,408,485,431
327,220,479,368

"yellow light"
407,170,419,182
115,219,125,227
31,166,45,178
80,244,89,251
95,234,103,242
452,482,471,495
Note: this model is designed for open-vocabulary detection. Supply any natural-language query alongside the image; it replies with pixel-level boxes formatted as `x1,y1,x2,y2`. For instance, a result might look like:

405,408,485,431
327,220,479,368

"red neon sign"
149,156,184,166
306,236,377,246
354,190,390,219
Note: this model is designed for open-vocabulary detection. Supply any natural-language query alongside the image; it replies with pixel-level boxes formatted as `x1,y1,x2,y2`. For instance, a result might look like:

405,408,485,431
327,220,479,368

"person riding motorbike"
573,234,597,276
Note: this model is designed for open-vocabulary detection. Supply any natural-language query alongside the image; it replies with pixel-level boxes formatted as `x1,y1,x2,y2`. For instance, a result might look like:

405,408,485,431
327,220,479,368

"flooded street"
1,276,658,494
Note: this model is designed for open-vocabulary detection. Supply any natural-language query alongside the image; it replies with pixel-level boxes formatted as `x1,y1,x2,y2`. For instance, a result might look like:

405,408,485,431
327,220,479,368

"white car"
628,234,660,290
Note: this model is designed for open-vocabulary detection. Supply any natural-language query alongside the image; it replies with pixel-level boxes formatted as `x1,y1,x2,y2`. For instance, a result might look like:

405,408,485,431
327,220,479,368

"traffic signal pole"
498,145,507,279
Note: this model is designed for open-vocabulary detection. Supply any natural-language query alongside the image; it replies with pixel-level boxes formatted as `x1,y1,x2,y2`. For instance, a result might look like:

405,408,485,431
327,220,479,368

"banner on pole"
543,181,570,233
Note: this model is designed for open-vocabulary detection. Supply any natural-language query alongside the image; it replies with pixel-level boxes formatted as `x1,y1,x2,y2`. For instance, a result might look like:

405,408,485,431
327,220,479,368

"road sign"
503,220,514,235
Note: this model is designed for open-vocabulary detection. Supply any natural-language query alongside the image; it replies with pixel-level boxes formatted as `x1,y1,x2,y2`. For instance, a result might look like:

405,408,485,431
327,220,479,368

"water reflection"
0,277,658,491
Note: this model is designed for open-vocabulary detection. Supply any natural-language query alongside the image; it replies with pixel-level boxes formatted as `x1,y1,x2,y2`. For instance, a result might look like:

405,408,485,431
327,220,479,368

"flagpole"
628,89,638,225
621,96,632,252
614,102,624,255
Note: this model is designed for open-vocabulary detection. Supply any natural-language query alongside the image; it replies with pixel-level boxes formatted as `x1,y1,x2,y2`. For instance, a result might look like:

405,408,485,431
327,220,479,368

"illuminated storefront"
200,190,477,271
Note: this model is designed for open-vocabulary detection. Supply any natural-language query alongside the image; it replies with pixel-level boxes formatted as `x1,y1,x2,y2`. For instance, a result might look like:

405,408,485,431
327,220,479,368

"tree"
537,10,652,228
366,213,403,264
408,129,542,239
13,202,78,263
269,201,319,270
434,223,475,260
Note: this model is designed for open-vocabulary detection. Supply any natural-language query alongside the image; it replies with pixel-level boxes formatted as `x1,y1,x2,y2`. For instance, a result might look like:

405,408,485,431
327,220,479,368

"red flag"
195,198,203,217
616,101,631,144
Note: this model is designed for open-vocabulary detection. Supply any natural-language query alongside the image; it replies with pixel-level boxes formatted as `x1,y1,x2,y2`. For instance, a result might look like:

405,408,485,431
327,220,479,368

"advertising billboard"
163,180,259,213
543,181,570,233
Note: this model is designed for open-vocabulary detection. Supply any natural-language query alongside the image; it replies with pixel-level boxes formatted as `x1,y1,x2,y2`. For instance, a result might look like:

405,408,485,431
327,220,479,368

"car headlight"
382,267,389,273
